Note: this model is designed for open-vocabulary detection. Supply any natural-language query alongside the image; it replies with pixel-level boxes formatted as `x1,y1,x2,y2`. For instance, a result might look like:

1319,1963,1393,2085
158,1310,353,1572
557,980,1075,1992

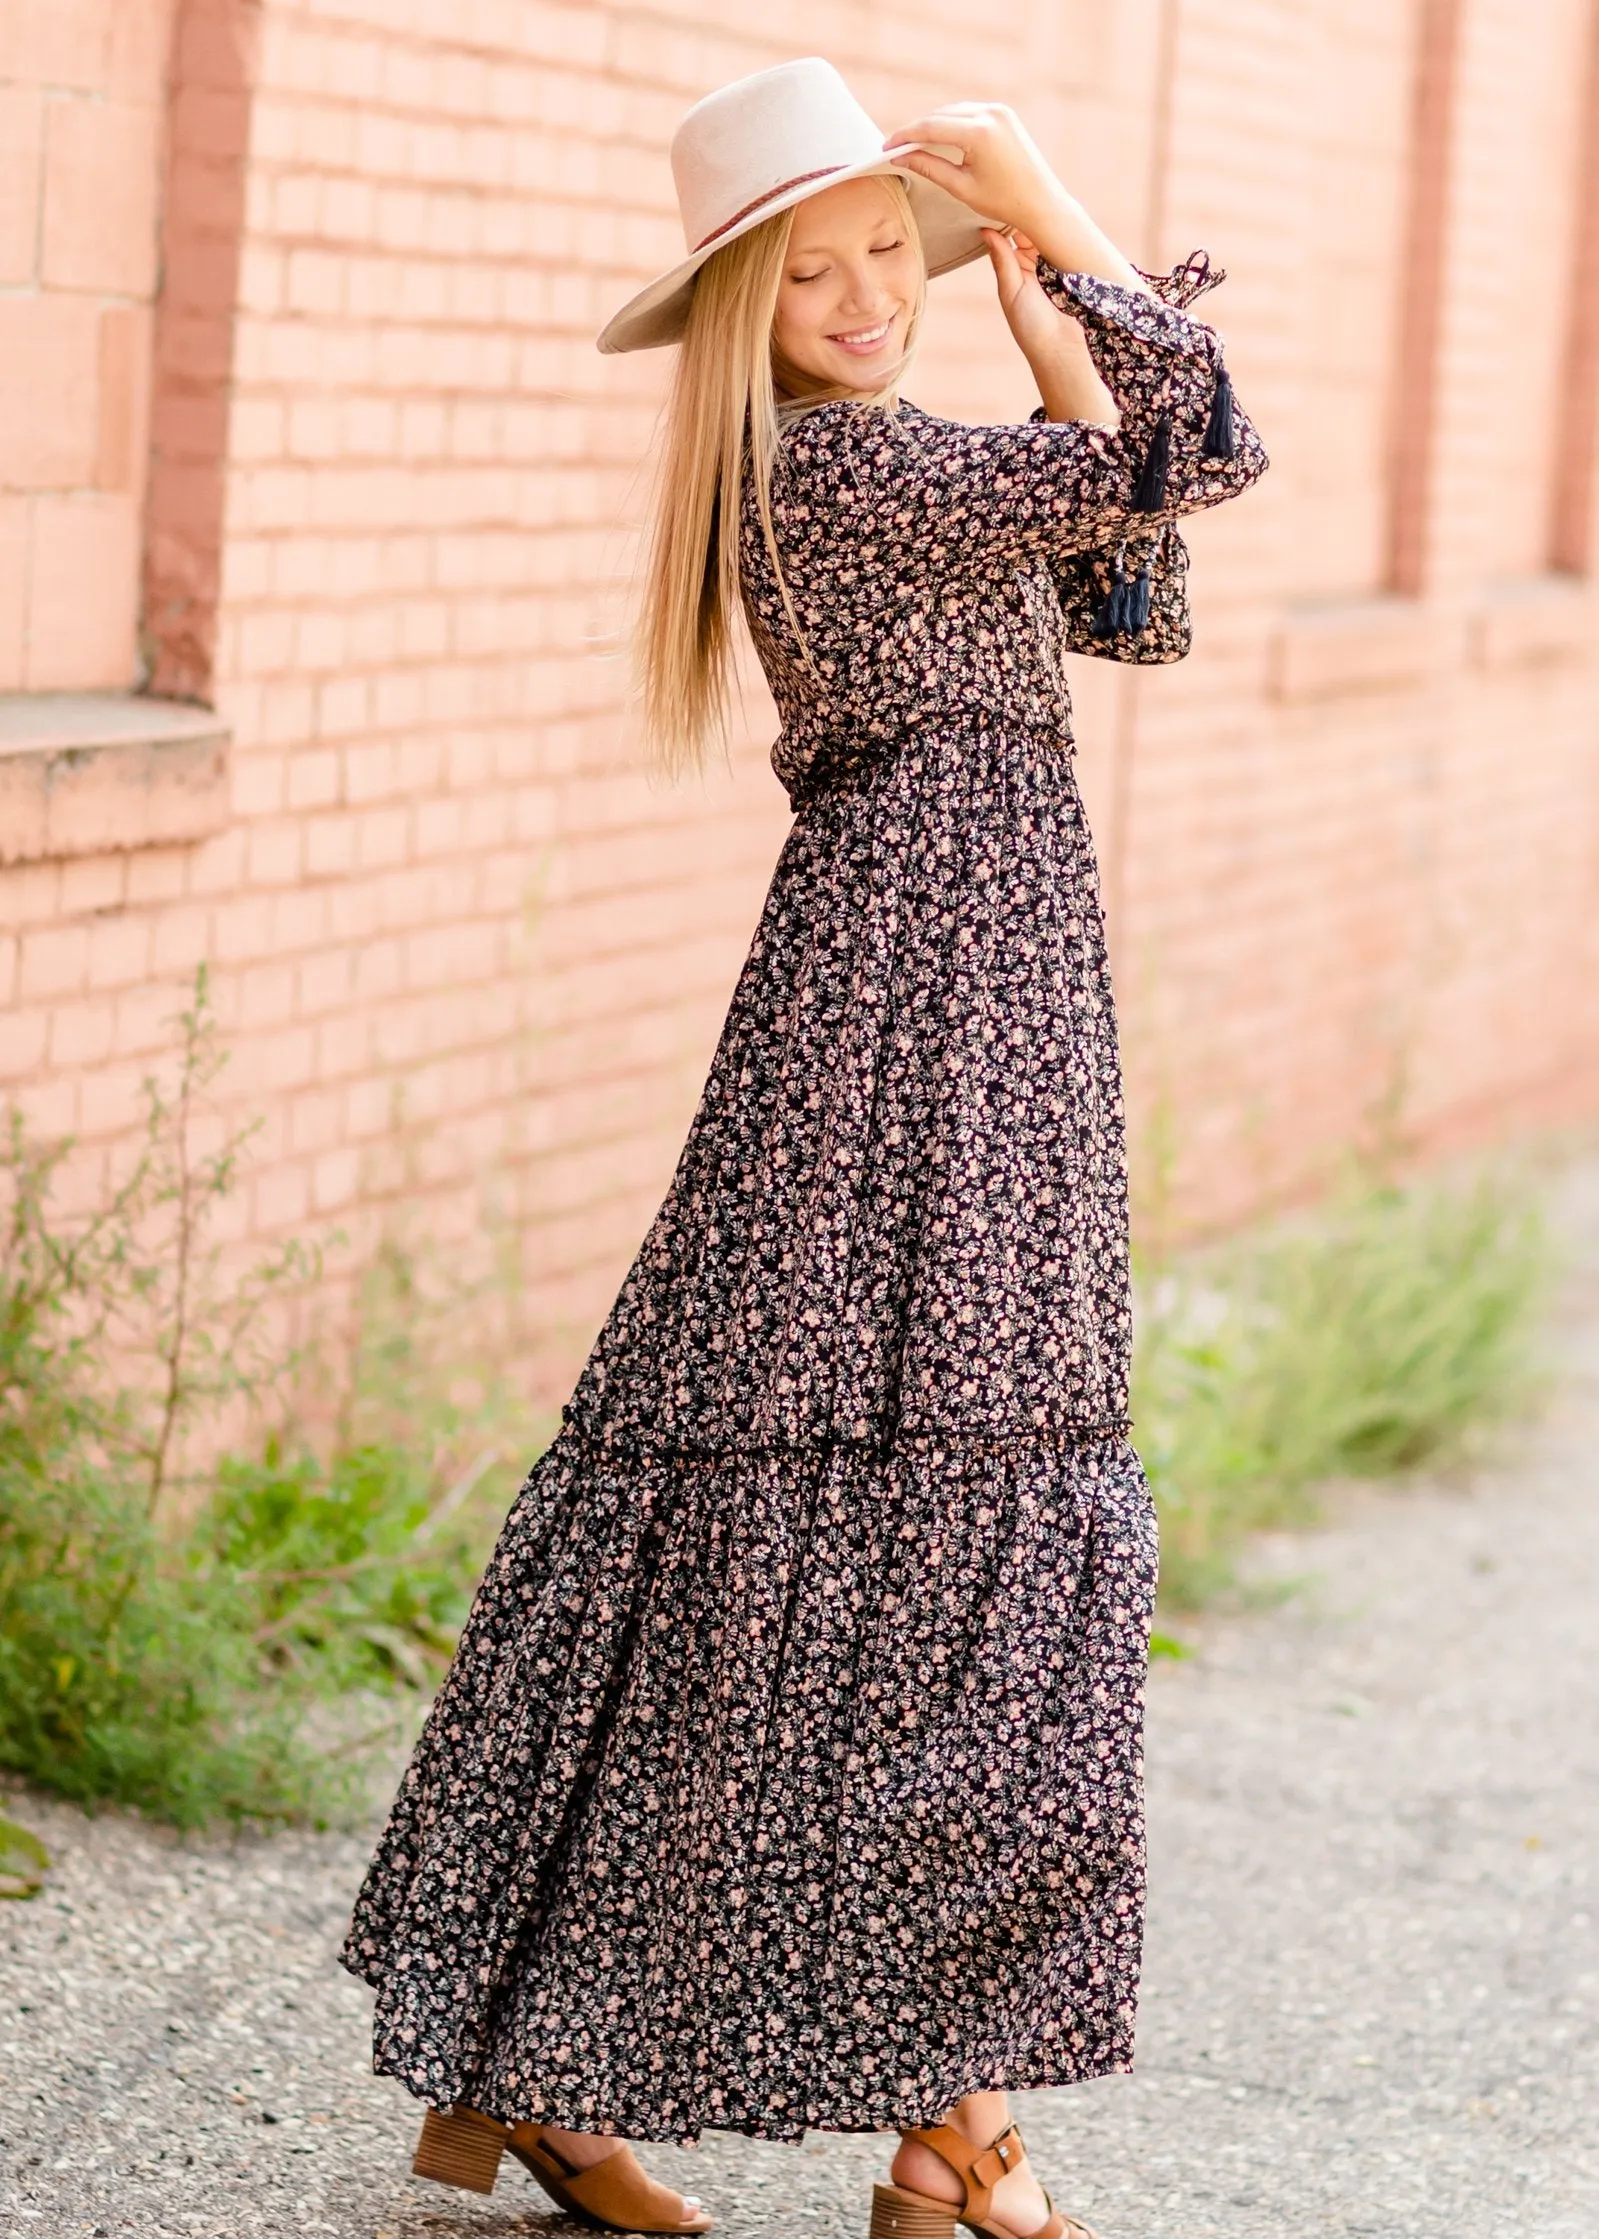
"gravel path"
5,1282,1597,2237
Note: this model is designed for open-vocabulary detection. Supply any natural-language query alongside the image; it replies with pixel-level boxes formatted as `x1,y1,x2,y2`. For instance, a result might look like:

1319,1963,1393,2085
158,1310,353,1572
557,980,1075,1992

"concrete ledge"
1268,596,1454,702
1470,575,1596,670
0,692,231,866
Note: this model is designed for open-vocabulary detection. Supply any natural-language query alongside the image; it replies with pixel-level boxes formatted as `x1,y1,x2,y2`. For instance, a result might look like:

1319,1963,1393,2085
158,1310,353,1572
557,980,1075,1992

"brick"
0,861,64,928
266,886,331,954
318,674,372,736
19,922,90,1001
289,1084,342,1155
304,811,358,878
0,0,111,93
284,246,346,314
0,295,102,490
58,853,127,914
0,86,44,284
113,977,185,1057
105,0,177,103
298,944,354,1014
250,1159,312,1233
7,1075,80,1143
238,960,296,1029
0,496,28,690
314,1009,370,1083
147,901,209,972
245,818,304,888
85,912,151,989
230,747,288,818
40,92,164,295
96,304,151,494
48,994,117,1066
285,747,343,811
0,1008,50,1081
311,1144,361,1212
124,847,189,906
24,493,141,689
210,891,273,963
344,1072,396,1139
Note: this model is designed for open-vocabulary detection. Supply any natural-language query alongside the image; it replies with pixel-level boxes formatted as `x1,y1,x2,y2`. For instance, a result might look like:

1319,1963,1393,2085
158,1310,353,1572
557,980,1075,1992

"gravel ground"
4,1267,1597,2238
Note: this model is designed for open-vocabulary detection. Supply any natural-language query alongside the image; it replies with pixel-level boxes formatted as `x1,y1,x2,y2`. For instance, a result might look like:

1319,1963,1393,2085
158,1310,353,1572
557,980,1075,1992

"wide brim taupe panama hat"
596,56,995,355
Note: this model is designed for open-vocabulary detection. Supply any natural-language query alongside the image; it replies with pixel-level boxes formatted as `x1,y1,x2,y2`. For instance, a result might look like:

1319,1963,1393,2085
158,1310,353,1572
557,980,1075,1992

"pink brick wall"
0,0,175,690
3,0,1599,1400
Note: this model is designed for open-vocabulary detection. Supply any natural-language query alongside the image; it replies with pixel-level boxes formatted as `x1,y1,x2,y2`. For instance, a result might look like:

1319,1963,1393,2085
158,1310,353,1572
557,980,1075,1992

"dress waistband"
778,708,1073,810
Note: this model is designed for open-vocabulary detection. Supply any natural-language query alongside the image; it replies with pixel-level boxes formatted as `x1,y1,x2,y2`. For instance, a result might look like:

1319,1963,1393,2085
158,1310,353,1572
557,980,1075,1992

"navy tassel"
1092,556,1127,638
1201,363,1237,458
1132,409,1172,511
1128,558,1154,633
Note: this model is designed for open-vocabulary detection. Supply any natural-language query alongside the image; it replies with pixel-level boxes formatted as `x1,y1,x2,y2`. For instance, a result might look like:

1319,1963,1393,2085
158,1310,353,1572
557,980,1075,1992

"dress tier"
342,261,1269,2142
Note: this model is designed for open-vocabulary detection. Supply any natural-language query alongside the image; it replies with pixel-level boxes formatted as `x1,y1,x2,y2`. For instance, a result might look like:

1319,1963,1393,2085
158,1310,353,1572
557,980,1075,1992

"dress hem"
350,2012,1135,2145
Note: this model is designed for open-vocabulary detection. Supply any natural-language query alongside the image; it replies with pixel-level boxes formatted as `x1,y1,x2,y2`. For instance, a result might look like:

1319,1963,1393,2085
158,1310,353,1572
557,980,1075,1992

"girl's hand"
884,102,1148,297
983,229,1118,429
983,228,1062,361
884,102,1065,241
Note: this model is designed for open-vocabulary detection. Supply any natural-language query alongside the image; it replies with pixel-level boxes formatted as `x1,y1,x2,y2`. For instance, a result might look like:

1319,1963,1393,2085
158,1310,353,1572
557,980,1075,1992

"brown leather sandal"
413,2104,714,2231
869,2121,1099,2239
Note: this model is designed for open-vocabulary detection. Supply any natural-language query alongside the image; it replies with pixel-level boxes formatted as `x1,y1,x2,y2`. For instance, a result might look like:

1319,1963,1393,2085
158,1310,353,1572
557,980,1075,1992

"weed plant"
1135,1171,1550,1607
0,974,536,1828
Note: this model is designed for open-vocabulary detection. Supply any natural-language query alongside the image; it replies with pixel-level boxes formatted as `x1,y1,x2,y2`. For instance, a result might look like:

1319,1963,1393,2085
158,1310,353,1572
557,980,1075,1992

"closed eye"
787,238,904,283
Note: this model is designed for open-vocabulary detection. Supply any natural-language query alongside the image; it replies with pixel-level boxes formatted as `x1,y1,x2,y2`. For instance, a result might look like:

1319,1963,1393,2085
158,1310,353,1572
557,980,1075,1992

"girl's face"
772,177,921,393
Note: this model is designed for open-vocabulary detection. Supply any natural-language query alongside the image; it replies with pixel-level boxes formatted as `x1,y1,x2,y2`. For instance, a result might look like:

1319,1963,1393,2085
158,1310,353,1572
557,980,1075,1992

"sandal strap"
903,2122,1030,2228
559,2142,706,2232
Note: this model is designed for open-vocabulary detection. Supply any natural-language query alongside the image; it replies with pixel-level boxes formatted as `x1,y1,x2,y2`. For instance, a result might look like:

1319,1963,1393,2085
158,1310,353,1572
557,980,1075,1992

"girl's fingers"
883,113,979,156
892,146,989,211
981,227,1024,306
891,147,969,194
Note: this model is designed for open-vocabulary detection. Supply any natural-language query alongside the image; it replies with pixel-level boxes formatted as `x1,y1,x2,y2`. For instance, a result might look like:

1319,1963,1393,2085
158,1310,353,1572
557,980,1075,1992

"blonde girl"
345,56,1265,2239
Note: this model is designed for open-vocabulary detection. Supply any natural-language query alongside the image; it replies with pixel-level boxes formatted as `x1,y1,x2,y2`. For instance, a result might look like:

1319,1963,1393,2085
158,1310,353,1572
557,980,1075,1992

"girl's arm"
885,103,1153,429
984,228,1119,426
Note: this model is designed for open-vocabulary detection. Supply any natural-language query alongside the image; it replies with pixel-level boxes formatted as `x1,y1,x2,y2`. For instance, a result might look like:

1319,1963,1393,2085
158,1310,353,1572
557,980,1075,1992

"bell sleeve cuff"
1034,252,1267,515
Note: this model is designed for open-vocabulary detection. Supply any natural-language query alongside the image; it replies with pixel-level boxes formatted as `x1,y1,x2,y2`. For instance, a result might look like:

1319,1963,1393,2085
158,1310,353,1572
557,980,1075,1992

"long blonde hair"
638,177,923,775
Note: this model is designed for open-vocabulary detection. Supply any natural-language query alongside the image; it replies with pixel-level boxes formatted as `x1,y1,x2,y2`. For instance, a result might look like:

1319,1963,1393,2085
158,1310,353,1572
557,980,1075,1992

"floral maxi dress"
342,258,1268,2143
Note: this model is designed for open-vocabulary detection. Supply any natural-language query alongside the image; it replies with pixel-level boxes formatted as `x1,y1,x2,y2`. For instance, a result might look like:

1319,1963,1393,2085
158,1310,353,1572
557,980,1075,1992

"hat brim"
595,155,994,355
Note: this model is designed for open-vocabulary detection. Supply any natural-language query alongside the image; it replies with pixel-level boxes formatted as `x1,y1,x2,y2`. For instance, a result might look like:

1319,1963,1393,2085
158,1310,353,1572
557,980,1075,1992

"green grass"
0,973,537,1829
1134,1171,1551,1609
0,1813,49,1898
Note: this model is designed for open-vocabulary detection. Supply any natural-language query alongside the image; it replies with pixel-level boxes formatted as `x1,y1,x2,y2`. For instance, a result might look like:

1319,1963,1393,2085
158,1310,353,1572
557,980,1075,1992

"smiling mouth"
828,319,895,354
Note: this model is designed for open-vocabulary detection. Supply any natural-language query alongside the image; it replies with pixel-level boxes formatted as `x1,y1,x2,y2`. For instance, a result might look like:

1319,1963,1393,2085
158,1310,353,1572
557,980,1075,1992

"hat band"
692,163,851,251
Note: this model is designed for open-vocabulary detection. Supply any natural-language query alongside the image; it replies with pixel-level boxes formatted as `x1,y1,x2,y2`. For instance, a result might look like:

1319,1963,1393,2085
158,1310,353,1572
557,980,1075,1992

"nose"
833,254,887,317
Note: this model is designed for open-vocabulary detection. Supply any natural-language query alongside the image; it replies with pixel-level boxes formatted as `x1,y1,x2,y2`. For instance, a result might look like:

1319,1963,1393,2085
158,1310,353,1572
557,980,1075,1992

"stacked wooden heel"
411,2104,508,2194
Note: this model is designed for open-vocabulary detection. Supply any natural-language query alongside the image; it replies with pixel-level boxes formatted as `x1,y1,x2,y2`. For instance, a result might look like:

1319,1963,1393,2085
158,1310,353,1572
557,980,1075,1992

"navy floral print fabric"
342,259,1267,2144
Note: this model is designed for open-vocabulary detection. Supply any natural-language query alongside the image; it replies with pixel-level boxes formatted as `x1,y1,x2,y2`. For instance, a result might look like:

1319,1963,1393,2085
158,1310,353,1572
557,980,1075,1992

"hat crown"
670,58,887,255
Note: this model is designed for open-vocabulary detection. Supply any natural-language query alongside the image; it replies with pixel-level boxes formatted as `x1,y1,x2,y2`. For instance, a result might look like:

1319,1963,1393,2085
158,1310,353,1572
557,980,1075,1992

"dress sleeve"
1036,252,1260,662
801,251,1267,580
1051,517,1193,665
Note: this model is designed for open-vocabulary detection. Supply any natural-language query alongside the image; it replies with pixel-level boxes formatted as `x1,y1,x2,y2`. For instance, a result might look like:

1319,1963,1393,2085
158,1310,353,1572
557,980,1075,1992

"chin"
826,342,904,389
